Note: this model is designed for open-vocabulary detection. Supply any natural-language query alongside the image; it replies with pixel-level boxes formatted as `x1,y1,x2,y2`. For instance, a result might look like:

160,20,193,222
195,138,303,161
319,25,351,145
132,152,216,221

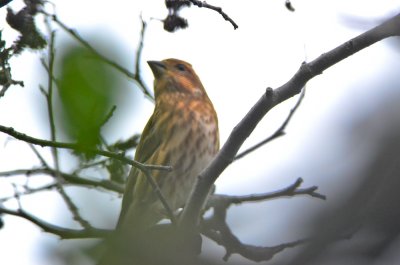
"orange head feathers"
147,58,208,100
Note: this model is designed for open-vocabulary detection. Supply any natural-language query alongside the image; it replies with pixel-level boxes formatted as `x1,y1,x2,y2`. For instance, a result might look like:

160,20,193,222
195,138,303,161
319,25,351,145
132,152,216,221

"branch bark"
0,125,171,172
0,205,112,239
180,13,400,230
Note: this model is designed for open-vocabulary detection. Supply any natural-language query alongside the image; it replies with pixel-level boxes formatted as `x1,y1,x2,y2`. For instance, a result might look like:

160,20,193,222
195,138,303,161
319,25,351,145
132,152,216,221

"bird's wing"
116,111,164,228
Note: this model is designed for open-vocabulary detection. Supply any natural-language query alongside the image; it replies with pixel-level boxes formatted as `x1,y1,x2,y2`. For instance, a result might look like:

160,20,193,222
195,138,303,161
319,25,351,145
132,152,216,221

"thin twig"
73,158,109,173
100,105,117,127
42,29,92,229
1,182,57,202
0,205,112,239
0,125,173,222
188,0,238,29
0,167,124,195
28,144,49,167
201,200,308,262
58,188,93,229
198,177,322,261
235,87,306,161
132,15,151,98
0,124,172,172
142,168,177,225
208,178,326,209
41,11,154,100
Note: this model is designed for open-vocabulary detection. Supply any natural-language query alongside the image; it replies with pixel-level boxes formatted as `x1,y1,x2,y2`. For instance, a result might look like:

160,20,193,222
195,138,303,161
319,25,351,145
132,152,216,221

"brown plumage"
116,58,219,233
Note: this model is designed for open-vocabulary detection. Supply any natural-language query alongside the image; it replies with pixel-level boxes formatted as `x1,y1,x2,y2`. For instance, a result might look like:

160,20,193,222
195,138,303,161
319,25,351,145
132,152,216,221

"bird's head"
147,58,207,100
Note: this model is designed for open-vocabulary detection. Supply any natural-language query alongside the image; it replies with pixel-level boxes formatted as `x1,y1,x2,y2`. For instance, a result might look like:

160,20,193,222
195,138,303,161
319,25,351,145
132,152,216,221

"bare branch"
0,124,172,172
235,87,306,161
180,12,400,231
40,28,92,230
142,168,177,225
202,225,307,262
199,178,323,262
201,197,308,262
1,182,57,202
0,205,112,239
188,0,238,29
28,144,49,167
0,168,124,195
100,105,117,127
0,124,174,223
40,11,154,100
132,15,151,98
208,177,326,209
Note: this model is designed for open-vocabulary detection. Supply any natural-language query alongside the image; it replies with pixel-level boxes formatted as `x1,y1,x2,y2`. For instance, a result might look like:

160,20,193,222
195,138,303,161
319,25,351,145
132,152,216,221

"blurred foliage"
57,45,120,158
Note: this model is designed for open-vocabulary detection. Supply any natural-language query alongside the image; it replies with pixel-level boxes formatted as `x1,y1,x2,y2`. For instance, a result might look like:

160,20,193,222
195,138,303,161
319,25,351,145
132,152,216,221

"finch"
117,58,219,233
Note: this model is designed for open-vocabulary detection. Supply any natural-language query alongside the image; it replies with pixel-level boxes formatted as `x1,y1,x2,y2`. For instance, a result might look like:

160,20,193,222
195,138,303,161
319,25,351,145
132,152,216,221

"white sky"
1,0,400,264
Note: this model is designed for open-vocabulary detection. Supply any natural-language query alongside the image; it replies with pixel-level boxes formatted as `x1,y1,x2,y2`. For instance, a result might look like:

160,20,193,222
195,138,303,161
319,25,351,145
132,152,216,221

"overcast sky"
1,0,400,264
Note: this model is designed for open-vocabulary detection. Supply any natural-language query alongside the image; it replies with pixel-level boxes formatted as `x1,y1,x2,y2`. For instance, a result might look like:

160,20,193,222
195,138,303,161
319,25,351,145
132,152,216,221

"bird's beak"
147,60,166,78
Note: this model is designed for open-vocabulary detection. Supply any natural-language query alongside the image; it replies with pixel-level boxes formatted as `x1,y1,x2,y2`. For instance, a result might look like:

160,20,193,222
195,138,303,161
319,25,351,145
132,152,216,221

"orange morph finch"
116,58,219,233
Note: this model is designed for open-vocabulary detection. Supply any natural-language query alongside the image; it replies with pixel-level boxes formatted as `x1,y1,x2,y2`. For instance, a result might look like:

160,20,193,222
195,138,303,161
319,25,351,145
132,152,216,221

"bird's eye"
176,64,186,71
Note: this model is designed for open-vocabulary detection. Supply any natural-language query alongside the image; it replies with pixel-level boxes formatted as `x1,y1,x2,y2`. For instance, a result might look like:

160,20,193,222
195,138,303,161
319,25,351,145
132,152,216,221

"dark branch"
132,15,152,99
208,177,326,209
41,12,154,100
0,124,171,172
180,12,400,231
188,0,238,29
199,178,323,262
0,205,112,239
235,87,306,161
100,105,117,127
202,225,307,262
0,168,124,196
28,144,49,167
201,197,308,262
142,168,177,225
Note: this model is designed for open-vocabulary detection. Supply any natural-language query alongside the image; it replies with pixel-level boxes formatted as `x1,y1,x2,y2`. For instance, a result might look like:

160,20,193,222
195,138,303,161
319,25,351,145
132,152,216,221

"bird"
116,58,219,234
97,58,218,265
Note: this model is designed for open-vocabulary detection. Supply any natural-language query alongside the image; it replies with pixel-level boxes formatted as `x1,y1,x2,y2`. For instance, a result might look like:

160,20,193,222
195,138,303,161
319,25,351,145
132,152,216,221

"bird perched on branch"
117,58,219,234
98,58,219,265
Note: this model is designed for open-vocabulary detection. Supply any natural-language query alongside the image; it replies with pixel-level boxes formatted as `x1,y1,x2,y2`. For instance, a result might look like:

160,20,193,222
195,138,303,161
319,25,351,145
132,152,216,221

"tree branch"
200,178,323,261
0,124,171,172
132,15,151,99
0,205,112,239
0,167,124,198
201,197,308,262
188,0,238,29
235,87,306,161
202,225,307,262
208,177,325,209
180,12,400,230
40,11,154,100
